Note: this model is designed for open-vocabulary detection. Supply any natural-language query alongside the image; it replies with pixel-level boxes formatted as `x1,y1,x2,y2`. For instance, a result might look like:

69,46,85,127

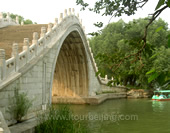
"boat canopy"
154,90,170,93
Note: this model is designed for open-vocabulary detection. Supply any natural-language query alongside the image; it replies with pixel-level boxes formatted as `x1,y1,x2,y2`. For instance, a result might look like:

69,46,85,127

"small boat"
152,90,170,101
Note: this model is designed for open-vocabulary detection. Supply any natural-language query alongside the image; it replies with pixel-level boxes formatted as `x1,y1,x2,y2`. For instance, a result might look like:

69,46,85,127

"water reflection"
68,99,170,133
152,100,166,112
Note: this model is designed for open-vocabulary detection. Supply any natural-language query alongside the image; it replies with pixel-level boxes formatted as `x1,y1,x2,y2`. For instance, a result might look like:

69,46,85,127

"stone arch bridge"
0,9,126,125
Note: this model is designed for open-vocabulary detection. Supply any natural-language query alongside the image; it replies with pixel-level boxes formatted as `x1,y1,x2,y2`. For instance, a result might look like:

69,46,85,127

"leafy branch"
110,5,169,72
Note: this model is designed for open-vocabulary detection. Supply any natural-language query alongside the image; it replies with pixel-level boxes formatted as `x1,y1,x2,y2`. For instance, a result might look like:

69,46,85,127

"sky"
1,0,170,34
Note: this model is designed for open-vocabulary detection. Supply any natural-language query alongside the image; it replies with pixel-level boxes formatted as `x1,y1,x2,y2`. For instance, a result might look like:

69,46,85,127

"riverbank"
9,92,126,133
52,92,127,104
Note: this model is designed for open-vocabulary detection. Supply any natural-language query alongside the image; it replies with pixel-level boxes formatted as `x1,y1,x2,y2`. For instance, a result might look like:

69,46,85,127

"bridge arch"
51,30,88,98
49,23,92,102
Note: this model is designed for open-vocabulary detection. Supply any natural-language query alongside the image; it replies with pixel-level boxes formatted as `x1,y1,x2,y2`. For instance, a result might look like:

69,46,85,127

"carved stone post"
68,8,71,15
12,43,19,71
40,27,46,37
111,77,114,86
77,13,79,18
59,13,63,23
0,49,6,80
23,38,29,63
7,12,11,23
64,9,67,17
21,21,24,25
72,8,75,15
16,16,19,24
6,12,10,19
47,23,53,32
40,27,46,48
80,19,83,25
54,18,58,26
105,75,108,81
32,32,38,55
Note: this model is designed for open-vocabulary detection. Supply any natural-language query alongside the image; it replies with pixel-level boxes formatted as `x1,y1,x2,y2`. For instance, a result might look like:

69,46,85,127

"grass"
8,90,32,123
35,105,89,133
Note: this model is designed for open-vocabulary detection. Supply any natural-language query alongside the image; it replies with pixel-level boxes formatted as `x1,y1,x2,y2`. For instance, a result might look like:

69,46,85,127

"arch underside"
52,31,88,98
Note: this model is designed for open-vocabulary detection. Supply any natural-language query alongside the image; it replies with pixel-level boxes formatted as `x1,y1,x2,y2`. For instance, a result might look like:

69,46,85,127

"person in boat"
159,94,167,99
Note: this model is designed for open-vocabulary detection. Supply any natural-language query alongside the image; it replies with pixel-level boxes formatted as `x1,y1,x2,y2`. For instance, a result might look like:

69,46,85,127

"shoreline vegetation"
35,105,89,133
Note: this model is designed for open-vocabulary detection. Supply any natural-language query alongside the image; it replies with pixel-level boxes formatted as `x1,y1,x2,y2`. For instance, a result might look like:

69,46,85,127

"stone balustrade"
0,8,122,88
0,12,19,28
0,8,90,83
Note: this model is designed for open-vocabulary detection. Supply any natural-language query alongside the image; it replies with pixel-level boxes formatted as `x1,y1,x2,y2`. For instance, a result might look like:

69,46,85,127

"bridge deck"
0,24,47,59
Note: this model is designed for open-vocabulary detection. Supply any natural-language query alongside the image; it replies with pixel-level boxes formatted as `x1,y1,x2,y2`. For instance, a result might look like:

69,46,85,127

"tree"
77,0,170,89
90,18,169,89
24,19,33,24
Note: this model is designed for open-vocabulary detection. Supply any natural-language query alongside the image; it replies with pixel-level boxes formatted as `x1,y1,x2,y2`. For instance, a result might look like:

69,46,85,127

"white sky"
1,0,170,34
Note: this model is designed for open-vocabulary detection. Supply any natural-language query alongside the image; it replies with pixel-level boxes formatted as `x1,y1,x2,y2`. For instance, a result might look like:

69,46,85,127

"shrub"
8,90,32,123
35,105,89,133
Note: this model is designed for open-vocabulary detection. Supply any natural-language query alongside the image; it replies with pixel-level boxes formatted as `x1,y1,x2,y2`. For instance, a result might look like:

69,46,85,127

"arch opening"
52,31,88,98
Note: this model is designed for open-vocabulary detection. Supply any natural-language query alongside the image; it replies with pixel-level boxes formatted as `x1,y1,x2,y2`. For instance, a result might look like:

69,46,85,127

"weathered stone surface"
127,89,153,98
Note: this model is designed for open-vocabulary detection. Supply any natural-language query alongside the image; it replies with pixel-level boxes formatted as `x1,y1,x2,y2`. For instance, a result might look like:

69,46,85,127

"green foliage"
77,0,149,17
89,18,169,89
24,19,33,24
77,0,170,90
77,0,170,18
146,46,170,89
8,90,32,123
35,105,89,133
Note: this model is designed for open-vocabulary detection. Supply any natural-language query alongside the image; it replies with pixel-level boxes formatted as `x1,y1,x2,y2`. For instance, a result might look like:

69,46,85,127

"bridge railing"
0,8,84,82
0,12,19,28
0,9,121,87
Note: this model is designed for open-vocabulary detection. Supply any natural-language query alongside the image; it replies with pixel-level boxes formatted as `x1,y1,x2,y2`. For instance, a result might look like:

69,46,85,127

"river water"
69,99,170,133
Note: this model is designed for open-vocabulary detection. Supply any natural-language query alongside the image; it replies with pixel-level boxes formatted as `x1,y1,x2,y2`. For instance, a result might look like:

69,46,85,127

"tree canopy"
76,0,170,89
89,18,170,89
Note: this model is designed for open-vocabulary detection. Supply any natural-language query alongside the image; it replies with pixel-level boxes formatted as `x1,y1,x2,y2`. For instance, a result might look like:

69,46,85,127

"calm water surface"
69,99,170,133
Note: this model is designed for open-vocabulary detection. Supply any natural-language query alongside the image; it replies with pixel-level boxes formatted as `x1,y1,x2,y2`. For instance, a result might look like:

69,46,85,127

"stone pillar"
64,9,67,17
16,16,19,24
0,49,6,80
91,52,93,58
32,32,38,44
80,19,82,25
40,27,46,37
111,77,114,86
72,8,75,15
12,43,19,71
23,38,29,63
6,12,10,19
89,46,91,52
0,12,3,19
32,32,38,55
77,13,79,18
59,13,63,23
40,27,46,48
21,21,24,25
54,18,58,26
7,12,11,23
68,8,71,15
105,75,108,81
47,23,53,32
23,38,29,51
